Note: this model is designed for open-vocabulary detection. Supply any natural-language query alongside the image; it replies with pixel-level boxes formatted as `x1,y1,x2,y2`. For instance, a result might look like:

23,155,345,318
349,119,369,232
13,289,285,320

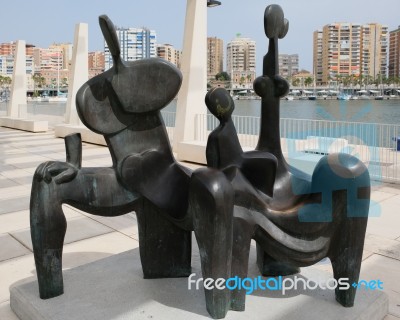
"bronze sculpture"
202,4,370,316
30,5,370,319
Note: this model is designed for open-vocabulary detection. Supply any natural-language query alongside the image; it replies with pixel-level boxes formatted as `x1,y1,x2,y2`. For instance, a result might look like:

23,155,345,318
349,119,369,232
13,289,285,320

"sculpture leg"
256,244,300,276
135,197,191,278
30,166,138,299
30,170,66,299
189,168,234,319
330,190,369,307
230,217,253,311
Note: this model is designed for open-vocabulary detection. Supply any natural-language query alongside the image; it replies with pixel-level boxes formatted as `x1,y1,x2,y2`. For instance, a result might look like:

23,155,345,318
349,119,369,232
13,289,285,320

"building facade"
313,22,388,85
30,43,72,89
88,51,105,79
105,27,156,70
207,37,223,80
279,54,299,79
226,36,256,89
0,42,35,77
313,30,323,84
389,26,400,78
156,44,181,68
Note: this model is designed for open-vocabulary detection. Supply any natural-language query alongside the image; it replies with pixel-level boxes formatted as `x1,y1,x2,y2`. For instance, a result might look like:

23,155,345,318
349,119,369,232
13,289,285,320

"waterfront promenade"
0,126,399,319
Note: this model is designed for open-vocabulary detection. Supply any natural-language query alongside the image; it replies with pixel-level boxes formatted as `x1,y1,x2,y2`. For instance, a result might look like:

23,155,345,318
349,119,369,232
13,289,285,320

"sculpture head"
264,4,289,39
205,87,234,123
99,15,182,114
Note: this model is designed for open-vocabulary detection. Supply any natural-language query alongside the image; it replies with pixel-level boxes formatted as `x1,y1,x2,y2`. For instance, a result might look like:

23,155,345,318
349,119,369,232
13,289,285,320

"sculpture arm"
34,133,81,184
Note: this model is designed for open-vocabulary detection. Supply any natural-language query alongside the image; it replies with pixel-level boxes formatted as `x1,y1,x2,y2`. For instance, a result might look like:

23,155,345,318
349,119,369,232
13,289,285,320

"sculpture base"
10,248,388,320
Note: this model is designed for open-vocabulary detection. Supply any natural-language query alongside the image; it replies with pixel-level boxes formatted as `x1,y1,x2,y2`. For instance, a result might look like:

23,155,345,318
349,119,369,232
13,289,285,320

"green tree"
215,71,230,81
292,78,300,87
304,76,313,87
32,73,46,97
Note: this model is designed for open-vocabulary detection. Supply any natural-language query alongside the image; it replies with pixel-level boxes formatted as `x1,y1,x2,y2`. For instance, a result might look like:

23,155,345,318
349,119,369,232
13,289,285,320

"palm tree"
292,78,300,87
304,76,313,87
0,76,12,101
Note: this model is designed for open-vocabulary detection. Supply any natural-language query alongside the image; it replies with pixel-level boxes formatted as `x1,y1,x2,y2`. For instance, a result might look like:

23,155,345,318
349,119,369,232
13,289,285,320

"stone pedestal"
10,247,388,320
0,40,48,133
173,0,208,159
55,23,89,140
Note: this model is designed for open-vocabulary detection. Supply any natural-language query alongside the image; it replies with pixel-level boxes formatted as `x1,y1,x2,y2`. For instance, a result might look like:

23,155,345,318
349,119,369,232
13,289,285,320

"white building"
226,36,256,89
105,27,157,70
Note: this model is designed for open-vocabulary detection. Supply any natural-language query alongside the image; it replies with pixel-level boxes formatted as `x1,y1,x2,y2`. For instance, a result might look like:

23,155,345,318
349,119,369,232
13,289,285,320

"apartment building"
207,37,223,80
0,42,35,77
156,44,181,68
88,51,105,78
313,22,388,85
313,30,323,84
104,27,156,70
33,44,71,87
226,36,256,89
389,26,400,78
279,54,299,79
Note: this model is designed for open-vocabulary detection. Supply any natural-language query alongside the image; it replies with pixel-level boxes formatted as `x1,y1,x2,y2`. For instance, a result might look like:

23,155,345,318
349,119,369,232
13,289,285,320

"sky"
1,0,399,73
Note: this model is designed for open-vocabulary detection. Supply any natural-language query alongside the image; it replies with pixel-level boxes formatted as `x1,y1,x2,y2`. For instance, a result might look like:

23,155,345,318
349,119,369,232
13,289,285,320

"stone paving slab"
0,211,30,235
80,211,139,239
0,234,30,262
367,196,400,240
11,216,115,250
0,197,30,215
360,254,400,318
10,248,388,320
364,234,400,261
0,232,138,304
0,300,19,320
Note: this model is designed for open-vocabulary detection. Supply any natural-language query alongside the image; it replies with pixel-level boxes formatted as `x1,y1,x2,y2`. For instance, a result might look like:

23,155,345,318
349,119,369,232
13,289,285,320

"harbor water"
1,99,400,125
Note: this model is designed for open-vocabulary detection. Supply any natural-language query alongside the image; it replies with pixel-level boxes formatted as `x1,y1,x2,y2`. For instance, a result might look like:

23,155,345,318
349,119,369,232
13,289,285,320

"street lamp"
207,0,221,7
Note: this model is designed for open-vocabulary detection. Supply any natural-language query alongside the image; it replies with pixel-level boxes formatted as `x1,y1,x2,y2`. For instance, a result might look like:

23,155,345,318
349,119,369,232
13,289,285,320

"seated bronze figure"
30,4,370,320
200,4,370,316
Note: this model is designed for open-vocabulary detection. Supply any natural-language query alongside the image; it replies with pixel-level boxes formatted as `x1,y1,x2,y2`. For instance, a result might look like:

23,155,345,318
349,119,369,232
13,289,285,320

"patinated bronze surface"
31,14,193,298
203,4,370,317
30,5,370,320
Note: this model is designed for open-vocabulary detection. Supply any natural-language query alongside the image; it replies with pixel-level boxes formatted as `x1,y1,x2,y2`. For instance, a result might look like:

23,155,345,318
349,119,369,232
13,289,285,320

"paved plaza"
0,126,399,319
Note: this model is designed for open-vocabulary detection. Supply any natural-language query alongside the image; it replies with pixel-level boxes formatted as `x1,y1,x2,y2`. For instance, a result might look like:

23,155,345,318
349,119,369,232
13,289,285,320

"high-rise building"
207,37,223,80
0,42,35,56
33,46,68,86
226,36,256,89
313,22,388,85
313,30,323,84
279,54,299,79
0,42,35,78
104,27,156,70
88,51,105,78
361,23,388,79
389,26,400,78
156,44,181,69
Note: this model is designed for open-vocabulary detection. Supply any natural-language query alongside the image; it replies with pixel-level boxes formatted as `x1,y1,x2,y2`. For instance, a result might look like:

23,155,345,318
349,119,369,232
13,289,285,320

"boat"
374,95,384,100
49,92,68,102
337,93,350,100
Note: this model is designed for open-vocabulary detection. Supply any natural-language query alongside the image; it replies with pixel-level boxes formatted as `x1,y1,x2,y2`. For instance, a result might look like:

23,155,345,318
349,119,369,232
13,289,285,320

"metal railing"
2,102,400,183
191,113,400,183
